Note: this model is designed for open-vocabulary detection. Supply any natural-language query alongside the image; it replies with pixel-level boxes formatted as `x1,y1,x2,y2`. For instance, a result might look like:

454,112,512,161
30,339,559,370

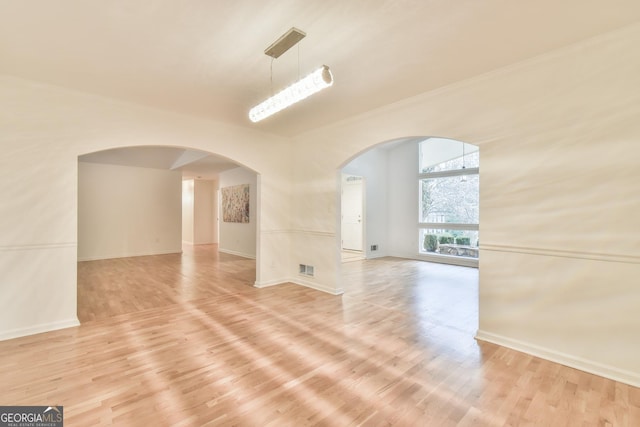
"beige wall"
183,179,217,246
291,23,640,385
78,162,182,260
0,75,292,340
219,167,257,259
193,180,216,245
182,179,195,243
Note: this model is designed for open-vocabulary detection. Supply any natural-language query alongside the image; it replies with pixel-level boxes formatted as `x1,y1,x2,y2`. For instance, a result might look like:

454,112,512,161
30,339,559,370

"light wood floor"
77,245,257,322
1,245,638,426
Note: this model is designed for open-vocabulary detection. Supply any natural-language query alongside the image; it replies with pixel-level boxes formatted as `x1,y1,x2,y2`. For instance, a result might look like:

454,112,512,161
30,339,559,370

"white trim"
292,277,344,295
254,277,343,296
419,223,479,231
475,330,640,388
78,249,183,262
419,167,479,179
218,248,256,259
480,244,640,265
0,318,80,342
292,229,335,238
253,278,291,288
260,229,336,238
260,229,291,235
0,242,76,252
415,253,478,268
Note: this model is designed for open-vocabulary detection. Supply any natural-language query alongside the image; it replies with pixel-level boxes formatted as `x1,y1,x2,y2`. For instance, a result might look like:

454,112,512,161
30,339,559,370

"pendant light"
249,65,333,122
460,142,467,182
249,27,334,123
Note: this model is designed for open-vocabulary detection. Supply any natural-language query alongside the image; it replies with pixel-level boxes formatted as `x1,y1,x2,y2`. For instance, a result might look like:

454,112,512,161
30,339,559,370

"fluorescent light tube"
249,65,333,123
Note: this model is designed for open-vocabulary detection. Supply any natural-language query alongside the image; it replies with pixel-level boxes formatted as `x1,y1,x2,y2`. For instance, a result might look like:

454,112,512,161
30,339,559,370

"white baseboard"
290,277,344,295
218,248,256,259
476,330,640,388
254,277,343,296
365,252,388,259
78,249,182,262
254,278,291,288
0,318,80,342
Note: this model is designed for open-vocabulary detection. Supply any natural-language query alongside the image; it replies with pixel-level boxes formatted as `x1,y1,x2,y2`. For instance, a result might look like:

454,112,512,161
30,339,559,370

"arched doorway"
337,135,481,345
77,146,259,321
338,136,479,267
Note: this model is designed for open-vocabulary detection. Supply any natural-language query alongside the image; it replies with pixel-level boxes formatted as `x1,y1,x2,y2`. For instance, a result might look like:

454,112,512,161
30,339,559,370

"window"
420,175,479,224
419,138,479,263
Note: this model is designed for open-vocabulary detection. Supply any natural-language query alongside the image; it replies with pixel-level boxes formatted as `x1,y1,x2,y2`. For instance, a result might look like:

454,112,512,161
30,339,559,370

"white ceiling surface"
79,147,239,180
2,1,640,138
5,2,640,178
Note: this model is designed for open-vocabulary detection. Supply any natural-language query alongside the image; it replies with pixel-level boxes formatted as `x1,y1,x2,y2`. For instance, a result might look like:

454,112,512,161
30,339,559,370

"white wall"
78,162,182,260
194,180,216,244
182,179,195,243
218,167,257,259
291,24,640,386
0,74,292,340
386,142,420,258
342,146,389,258
342,141,422,260
183,179,217,245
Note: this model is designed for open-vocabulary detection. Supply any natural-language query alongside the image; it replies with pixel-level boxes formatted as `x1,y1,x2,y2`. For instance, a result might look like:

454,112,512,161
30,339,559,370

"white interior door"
341,176,364,251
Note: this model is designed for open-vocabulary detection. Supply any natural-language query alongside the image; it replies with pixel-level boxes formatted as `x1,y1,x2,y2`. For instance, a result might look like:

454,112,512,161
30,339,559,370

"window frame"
418,165,479,267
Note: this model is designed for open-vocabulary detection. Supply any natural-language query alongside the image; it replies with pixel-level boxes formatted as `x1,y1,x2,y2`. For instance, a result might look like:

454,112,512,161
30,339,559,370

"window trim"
418,167,479,180
418,223,478,231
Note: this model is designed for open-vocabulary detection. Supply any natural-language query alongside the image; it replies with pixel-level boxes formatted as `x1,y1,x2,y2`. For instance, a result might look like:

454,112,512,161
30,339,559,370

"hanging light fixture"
249,65,333,122
249,27,334,123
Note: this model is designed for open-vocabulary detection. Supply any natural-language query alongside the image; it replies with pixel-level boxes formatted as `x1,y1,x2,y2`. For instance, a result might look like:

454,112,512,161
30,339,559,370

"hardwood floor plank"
0,245,637,425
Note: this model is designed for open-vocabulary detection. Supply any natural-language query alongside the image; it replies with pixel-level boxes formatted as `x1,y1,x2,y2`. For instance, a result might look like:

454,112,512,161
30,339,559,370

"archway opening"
338,136,480,339
338,136,479,267
77,146,259,322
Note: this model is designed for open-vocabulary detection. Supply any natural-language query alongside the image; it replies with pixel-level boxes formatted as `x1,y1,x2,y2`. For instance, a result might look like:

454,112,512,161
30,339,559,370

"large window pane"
420,175,479,224
420,139,479,173
418,138,479,265
420,229,479,258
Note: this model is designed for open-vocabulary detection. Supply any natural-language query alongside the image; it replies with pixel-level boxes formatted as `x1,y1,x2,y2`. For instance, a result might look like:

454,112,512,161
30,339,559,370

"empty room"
1,1,639,425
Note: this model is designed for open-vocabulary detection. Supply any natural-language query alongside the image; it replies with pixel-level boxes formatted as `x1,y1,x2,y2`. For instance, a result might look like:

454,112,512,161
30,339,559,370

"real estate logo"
0,406,63,427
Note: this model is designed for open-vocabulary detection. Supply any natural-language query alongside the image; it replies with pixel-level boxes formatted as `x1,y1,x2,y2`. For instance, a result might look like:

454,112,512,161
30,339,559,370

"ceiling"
79,147,240,180
2,1,640,139
9,2,639,178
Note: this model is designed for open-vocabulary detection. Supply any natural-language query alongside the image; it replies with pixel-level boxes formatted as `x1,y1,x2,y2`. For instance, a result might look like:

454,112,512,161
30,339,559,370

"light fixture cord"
462,142,466,169
270,57,274,96
297,43,300,80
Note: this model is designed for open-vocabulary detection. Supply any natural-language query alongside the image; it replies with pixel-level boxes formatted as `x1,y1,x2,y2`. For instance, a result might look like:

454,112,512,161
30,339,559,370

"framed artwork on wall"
221,184,250,223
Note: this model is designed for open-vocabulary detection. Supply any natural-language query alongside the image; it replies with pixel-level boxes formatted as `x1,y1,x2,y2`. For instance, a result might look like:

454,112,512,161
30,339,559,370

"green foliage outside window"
423,234,438,252
455,237,470,246
438,236,454,245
